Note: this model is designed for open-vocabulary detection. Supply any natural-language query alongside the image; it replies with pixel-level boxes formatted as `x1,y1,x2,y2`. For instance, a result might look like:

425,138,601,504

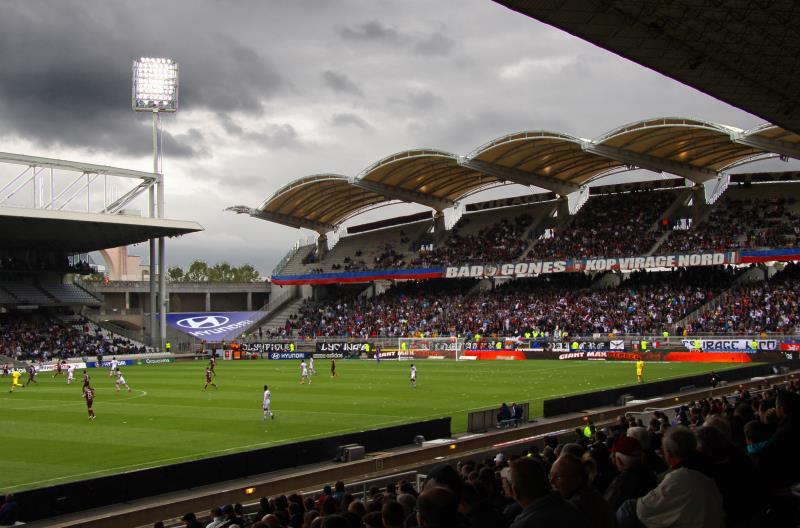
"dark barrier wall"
17,417,451,522
542,362,796,417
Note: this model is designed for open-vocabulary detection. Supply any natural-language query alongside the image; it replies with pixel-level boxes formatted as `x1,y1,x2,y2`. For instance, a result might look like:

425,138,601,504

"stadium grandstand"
6,3,800,528
0,152,202,364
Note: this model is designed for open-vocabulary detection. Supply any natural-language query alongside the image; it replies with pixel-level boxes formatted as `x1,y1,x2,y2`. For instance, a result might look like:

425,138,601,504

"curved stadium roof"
228,117,800,233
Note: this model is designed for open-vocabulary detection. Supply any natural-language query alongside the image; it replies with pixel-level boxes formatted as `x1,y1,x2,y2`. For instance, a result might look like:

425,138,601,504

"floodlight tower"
132,57,179,348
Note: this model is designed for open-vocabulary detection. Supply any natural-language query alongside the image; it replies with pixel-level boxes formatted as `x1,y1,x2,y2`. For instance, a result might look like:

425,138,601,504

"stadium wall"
15,417,451,522
542,360,798,417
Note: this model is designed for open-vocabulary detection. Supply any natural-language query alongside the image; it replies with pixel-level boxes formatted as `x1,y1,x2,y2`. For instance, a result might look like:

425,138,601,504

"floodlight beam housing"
132,57,179,113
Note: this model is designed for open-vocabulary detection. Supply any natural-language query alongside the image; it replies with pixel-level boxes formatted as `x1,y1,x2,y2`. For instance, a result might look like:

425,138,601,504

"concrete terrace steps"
257,297,306,332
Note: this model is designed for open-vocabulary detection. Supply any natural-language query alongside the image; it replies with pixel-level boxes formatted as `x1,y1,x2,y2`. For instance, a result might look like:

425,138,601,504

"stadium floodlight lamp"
132,57,179,112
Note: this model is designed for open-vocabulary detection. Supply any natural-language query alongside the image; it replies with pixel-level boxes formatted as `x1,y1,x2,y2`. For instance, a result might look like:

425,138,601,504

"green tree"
184,260,209,281
167,266,184,282
175,260,262,282
234,264,260,283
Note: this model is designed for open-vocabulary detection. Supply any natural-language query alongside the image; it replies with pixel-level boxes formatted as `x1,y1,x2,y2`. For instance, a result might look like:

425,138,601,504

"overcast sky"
0,0,792,275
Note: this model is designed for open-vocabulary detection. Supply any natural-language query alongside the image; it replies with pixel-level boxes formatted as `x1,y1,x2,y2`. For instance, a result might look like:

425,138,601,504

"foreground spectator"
618,426,724,528
603,436,657,513
0,494,17,527
508,457,584,528
415,486,464,527
550,454,615,528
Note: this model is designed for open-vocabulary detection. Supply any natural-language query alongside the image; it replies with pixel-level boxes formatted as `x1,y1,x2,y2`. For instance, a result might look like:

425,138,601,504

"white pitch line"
2,390,148,411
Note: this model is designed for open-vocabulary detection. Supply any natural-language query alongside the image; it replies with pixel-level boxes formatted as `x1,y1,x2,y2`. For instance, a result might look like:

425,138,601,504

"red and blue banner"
739,248,800,264
271,267,442,285
270,248,800,285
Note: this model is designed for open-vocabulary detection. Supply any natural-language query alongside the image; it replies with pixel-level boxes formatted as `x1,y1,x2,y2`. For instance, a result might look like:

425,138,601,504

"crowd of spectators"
0,253,93,276
298,190,798,276
0,313,146,361
410,215,534,267
526,191,675,260
291,267,739,338
159,380,799,528
688,263,800,334
660,196,800,253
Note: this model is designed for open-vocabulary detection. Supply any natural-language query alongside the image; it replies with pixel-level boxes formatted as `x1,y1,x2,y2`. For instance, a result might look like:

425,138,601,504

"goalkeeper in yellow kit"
9,369,23,392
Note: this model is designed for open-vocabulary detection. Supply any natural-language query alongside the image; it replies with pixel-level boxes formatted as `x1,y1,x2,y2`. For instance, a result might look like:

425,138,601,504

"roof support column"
316,233,328,260
691,184,708,222
432,211,448,244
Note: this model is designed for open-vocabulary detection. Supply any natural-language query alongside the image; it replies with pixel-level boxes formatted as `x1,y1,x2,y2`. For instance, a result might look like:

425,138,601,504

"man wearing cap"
603,436,658,512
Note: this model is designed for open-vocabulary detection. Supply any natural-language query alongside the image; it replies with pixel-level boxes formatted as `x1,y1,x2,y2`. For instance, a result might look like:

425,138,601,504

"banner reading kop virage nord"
166,312,258,341
270,248,800,285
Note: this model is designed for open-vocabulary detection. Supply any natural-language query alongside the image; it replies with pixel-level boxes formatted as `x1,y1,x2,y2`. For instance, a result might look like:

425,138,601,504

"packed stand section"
292,267,738,338
411,214,534,267
0,313,146,362
0,252,93,275
160,380,799,528
526,191,675,260
688,262,800,334
660,196,800,253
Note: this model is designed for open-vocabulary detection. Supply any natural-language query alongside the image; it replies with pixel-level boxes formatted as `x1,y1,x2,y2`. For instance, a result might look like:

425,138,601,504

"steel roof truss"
460,158,580,196
351,179,453,211
584,144,719,184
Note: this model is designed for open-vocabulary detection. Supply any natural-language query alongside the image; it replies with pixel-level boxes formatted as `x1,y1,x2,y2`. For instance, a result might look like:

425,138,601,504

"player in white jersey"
114,368,131,392
309,356,315,375
109,357,118,377
410,363,417,388
67,364,75,384
262,385,274,420
300,360,311,384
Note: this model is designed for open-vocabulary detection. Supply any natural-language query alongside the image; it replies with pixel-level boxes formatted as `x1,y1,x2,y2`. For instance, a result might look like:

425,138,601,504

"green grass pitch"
0,359,741,492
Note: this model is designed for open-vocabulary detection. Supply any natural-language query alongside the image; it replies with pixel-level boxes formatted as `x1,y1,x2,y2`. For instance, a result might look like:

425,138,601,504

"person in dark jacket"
0,494,17,527
550,454,616,528
508,457,585,528
603,436,657,512
180,512,203,528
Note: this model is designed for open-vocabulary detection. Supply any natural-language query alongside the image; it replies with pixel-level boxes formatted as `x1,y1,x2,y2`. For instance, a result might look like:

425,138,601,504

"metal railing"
705,174,730,205
239,285,300,334
272,237,316,277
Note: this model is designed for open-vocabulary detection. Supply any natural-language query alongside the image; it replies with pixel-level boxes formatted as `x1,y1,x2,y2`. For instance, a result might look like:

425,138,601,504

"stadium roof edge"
231,117,800,232
0,206,203,253
0,151,159,180
491,0,800,134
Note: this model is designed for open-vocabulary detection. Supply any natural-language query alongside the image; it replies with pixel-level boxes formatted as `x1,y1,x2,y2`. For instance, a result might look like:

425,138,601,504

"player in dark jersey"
203,367,218,390
25,364,38,386
2,364,9,377
83,385,96,420
82,370,91,390
330,359,336,379
53,360,64,378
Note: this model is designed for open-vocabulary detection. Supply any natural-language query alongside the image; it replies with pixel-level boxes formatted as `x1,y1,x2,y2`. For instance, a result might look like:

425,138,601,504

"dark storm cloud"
245,124,302,149
0,1,288,158
330,113,373,131
337,20,402,43
388,88,445,111
336,20,454,57
413,32,454,56
322,71,364,97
